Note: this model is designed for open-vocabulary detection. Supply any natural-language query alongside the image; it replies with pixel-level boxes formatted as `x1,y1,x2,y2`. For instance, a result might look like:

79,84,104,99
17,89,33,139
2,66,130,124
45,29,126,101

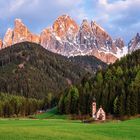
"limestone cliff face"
1,15,126,64
76,20,124,63
0,39,3,49
31,34,40,44
53,15,79,40
39,16,124,63
2,19,40,49
114,38,124,50
40,28,52,47
40,28,62,53
40,15,80,55
13,19,29,44
90,50,118,64
91,21,117,53
3,28,13,48
13,19,40,44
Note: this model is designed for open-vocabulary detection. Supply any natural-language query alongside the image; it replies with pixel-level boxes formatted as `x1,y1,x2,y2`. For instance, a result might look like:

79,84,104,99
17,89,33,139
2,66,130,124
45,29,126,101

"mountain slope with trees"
70,55,107,72
0,42,86,99
0,42,106,99
59,49,140,117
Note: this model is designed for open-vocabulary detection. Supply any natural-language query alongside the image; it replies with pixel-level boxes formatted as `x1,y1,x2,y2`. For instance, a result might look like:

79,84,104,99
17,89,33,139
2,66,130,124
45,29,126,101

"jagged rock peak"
14,18,26,28
1,18,40,47
80,19,91,32
53,15,79,38
114,38,125,50
136,33,140,39
15,18,23,23
13,18,40,44
91,21,105,32
40,27,54,49
81,19,89,25
15,18,22,22
0,15,127,64
128,33,140,53
55,14,73,22
3,28,13,48
13,18,30,44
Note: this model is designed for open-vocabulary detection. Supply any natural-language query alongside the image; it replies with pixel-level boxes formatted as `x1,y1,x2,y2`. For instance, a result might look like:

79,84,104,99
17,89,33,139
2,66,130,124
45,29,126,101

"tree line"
0,92,58,117
0,93,44,117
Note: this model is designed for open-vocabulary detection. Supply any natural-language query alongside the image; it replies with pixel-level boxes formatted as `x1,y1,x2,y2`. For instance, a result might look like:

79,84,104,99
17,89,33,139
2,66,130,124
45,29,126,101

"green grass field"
34,107,67,119
0,118,140,140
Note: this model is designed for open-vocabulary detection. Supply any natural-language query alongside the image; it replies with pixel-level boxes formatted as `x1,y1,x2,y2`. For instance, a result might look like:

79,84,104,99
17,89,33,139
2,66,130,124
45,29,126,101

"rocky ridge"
0,15,136,64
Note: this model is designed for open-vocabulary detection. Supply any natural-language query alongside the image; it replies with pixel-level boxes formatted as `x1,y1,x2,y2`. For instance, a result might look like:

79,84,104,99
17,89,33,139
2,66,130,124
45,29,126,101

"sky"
0,0,140,43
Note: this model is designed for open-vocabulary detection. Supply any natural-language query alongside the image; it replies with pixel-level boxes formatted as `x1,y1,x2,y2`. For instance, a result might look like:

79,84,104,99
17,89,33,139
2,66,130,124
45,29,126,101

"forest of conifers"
0,42,140,117
58,50,140,117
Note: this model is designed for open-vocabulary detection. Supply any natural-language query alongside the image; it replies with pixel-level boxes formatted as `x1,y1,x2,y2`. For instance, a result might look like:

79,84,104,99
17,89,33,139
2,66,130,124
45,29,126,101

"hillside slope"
0,42,86,98
70,55,107,72
0,42,106,99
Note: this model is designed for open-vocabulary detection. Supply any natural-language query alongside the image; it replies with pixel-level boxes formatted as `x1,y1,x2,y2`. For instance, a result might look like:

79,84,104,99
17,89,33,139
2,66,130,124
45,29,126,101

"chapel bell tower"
92,97,96,118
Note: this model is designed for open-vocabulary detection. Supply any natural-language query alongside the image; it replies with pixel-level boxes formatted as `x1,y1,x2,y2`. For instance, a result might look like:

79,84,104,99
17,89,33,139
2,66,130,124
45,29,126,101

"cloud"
0,0,85,20
9,0,25,12
91,0,140,42
0,0,86,37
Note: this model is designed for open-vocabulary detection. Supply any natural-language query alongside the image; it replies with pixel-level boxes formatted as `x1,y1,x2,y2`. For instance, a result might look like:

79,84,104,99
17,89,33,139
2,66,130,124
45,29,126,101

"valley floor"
0,118,140,140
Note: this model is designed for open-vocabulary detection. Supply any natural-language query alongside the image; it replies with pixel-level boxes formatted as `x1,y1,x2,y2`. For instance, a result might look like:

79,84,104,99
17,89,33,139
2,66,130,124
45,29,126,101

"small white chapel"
92,98,106,121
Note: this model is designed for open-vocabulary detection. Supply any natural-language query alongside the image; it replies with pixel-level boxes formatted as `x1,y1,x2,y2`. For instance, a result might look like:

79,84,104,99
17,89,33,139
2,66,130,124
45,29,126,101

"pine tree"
113,95,124,117
58,95,65,114
130,91,138,115
126,93,131,116
69,86,79,114
116,66,123,77
64,91,71,114
133,71,140,113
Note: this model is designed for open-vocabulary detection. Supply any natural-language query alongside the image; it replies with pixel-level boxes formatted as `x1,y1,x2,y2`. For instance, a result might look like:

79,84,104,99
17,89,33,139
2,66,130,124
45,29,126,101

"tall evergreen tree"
114,95,124,117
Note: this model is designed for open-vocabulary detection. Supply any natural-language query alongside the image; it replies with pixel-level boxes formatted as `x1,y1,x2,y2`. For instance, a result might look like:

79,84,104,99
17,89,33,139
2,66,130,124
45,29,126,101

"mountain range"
0,15,140,64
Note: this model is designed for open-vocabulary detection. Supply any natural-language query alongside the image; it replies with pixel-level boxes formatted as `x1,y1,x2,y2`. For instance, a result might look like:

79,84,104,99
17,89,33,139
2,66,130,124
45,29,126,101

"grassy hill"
0,118,139,140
